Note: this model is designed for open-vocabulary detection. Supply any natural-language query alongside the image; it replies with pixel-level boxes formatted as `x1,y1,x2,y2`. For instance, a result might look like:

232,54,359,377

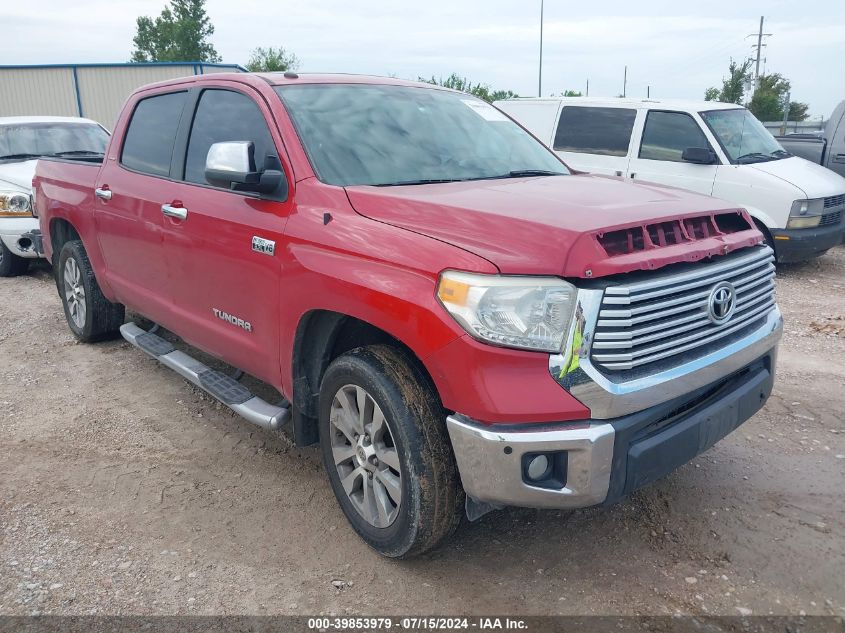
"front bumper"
0,216,41,258
447,351,775,509
770,221,844,263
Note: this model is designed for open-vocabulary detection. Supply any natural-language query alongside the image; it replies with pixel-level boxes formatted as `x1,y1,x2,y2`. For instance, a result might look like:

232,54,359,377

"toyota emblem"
707,281,736,325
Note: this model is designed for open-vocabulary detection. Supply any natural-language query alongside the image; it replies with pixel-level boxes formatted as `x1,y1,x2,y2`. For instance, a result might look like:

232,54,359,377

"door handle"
161,203,188,220
833,153,845,164
94,187,112,200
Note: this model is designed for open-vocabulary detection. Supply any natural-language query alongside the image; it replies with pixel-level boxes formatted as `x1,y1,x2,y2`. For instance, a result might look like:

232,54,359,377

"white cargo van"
495,97,845,262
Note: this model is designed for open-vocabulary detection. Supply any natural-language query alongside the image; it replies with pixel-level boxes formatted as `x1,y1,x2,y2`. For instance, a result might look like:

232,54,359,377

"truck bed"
34,157,101,264
776,135,826,164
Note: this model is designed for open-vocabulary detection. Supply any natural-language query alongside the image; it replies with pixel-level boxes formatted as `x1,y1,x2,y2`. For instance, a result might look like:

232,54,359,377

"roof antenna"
283,71,299,79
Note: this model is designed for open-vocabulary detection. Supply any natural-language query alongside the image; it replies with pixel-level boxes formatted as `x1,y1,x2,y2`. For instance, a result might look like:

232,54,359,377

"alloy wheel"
329,384,402,528
63,257,86,329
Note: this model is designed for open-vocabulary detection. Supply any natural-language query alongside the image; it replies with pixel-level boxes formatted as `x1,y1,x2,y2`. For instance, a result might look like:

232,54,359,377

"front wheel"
319,345,463,558
0,241,29,277
58,240,125,342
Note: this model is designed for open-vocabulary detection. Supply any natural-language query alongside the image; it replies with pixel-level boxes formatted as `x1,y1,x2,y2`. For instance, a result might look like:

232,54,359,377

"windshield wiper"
0,153,42,161
735,152,775,164
373,178,469,187
770,149,792,158
487,169,565,179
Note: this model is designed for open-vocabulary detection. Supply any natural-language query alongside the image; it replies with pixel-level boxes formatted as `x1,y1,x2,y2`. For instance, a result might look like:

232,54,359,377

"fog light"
522,451,568,489
526,454,550,481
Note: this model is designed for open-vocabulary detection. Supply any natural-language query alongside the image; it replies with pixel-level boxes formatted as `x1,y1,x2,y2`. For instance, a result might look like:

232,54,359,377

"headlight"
786,198,823,229
0,191,32,217
437,270,576,352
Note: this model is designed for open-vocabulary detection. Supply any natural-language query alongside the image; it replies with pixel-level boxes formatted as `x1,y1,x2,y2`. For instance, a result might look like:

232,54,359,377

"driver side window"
184,89,277,186
639,111,711,162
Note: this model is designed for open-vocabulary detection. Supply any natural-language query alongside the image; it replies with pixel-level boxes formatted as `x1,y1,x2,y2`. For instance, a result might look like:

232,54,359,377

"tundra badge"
213,308,253,333
252,236,275,256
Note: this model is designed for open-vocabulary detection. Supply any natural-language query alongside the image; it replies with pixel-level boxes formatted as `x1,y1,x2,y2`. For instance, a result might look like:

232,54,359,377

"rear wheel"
319,345,463,558
58,240,125,342
0,241,29,277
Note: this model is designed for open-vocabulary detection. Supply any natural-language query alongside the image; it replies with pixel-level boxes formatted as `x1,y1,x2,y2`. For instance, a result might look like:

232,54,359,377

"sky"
4,0,844,118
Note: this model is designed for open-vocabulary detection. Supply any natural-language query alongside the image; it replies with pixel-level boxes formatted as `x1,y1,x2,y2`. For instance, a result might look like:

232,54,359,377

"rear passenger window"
121,92,186,177
640,111,711,162
184,89,276,186
553,106,636,156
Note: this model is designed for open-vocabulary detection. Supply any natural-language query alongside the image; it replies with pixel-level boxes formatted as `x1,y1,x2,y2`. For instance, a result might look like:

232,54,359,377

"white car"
495,97,845,263
0,116,109,276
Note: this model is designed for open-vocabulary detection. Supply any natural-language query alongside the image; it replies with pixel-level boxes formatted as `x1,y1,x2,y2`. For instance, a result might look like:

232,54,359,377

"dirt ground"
1,247,843,618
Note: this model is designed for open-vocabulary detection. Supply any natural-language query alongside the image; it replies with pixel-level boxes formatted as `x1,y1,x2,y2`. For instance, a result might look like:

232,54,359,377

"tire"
753,219,776,254
57,240,125,342
318,345,463,558
0,241,30,277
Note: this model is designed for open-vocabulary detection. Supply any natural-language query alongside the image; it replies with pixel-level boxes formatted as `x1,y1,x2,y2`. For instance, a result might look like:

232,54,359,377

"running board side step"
120,322,290,431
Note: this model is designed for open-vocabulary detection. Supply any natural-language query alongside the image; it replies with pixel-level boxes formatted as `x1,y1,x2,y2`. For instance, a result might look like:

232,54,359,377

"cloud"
2,0,842,116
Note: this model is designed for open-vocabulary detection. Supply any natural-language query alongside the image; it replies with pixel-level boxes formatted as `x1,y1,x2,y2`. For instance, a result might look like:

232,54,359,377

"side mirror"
681,147,716,165
205,141,285,195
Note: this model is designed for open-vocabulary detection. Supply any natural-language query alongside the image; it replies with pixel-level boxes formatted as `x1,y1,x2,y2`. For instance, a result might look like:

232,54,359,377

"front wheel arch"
290,310,442,446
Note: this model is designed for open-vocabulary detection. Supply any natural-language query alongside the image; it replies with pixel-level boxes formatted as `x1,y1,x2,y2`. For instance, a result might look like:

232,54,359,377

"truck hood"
345,175,762,278
0,159,37,193
750,156,845,198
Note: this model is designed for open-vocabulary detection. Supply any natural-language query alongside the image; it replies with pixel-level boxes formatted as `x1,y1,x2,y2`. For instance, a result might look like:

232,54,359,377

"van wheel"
0,241,29,277
318,345,463,558
58,240,125,342
753,220,775,253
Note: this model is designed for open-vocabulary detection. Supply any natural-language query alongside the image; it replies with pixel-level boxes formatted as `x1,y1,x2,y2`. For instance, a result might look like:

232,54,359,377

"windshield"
275,84,568,186
700,109,787,164
0,122,109,161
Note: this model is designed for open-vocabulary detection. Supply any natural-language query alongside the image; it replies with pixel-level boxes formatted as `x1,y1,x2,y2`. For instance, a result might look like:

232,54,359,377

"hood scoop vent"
596,211,753,257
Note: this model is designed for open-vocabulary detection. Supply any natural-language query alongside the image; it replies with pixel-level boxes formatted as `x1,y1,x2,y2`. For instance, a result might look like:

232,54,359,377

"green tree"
562,90,582,97
419,73,518,103
704,59,752,104
787,101,809,122
246,47,300,72
747,73,809,121
131,0,219,63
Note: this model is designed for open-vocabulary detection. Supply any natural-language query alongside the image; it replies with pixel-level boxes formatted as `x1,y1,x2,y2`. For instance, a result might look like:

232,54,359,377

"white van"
494,97,845,262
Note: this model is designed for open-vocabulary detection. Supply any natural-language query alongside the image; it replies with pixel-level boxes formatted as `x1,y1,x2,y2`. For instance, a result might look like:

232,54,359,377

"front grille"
591,247,776,372
823,193,845,209
820,210,843,227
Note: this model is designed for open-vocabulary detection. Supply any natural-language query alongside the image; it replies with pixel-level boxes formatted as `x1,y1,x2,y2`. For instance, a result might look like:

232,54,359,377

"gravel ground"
1,246,843,617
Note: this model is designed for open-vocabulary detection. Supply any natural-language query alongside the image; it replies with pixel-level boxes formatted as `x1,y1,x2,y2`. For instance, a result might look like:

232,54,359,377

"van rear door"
626,109,718,196
551,105,637,177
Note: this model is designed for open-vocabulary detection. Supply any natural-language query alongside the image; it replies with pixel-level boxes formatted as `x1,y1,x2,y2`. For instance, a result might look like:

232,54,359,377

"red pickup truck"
33,73,783,558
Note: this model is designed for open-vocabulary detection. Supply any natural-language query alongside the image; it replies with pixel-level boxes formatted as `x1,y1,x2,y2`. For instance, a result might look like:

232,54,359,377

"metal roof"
0,115,101,125
496,96,745,111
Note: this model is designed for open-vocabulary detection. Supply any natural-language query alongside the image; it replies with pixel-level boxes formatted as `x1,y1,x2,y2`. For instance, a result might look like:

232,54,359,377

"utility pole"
780,90,791,135
623,65,627,98
538,0,544,97
748,16,772,89
647,85,650,98
586,78,589,97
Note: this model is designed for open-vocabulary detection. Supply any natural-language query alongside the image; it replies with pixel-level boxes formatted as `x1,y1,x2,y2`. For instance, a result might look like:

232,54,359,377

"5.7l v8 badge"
251,236,275,256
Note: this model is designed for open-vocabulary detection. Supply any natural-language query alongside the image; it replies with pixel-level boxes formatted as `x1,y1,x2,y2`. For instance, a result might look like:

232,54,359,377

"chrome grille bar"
590,246,776,372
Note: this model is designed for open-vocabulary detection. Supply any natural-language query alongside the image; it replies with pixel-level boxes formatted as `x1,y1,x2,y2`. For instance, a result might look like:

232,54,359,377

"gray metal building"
0,62,245,130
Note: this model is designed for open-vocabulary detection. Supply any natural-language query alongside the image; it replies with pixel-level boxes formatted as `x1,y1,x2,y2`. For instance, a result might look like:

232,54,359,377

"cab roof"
135,72,450,94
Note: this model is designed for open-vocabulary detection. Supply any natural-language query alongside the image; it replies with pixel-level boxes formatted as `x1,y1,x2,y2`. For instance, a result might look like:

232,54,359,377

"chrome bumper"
0,216,41,258
446,415,615,508
549,289,783,419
